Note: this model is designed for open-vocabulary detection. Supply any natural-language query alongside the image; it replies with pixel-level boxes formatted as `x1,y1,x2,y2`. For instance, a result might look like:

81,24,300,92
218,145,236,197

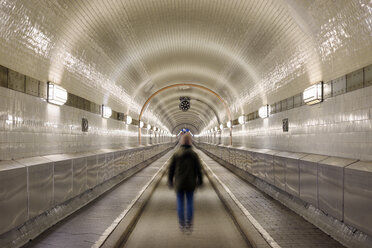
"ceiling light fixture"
179,96,191,112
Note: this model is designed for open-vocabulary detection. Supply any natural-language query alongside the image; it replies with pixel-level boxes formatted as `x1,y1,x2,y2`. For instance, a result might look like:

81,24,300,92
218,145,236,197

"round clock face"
179,100,190,111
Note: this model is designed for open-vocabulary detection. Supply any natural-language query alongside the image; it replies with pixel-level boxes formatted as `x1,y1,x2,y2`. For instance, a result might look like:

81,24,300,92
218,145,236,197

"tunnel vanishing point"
0,1,372,248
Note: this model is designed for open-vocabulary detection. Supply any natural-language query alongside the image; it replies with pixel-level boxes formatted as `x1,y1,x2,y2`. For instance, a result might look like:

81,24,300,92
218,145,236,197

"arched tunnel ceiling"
0,0,372,134
142,88,223,132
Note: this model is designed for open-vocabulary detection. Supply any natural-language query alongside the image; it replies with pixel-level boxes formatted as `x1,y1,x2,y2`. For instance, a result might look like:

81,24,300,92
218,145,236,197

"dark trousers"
176,191,194,226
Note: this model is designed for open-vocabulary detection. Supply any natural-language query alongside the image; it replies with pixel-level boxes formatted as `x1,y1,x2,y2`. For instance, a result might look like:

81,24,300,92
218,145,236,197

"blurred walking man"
168,133,203,232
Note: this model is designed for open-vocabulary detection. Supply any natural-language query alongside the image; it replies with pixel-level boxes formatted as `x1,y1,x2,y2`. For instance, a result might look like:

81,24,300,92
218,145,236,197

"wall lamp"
47,82,68,106
303,82,323,105
227,121,232,128
238,115,245,124
102,105,112,118
147,124,151,129
125,115,132,124
258,105,270,118
139,121,144,128
214,126,218,131
220,124,224,130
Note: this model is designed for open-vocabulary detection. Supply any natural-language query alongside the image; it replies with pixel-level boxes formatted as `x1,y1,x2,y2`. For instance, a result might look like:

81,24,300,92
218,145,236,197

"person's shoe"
184,221,193,235
179,221,186,232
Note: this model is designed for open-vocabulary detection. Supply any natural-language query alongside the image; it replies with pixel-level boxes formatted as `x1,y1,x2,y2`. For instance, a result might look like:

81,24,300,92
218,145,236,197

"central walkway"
123,176,249,248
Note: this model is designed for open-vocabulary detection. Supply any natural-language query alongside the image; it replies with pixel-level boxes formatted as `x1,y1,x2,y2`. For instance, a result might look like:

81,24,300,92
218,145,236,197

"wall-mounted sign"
282,118,288,132
82,118,89,132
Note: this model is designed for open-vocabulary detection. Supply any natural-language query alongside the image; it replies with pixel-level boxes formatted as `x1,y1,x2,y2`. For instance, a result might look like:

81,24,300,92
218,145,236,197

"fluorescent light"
102,105,112,118
147,124,151,129
220,124,223,130
139,121,144,128
303,82,323,105
258,105,270,118
47,82,67,105
227,121,232,128
238,115,245,124
125,115,132,124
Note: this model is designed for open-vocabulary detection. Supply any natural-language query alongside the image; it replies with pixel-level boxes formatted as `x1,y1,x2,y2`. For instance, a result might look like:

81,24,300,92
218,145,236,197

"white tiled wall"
201,86,372,161
0,87,172,160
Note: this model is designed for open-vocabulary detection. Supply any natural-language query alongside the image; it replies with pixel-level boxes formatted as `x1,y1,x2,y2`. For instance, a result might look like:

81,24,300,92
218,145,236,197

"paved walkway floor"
123,175,249,248
196,149,344,248
23,150,174,248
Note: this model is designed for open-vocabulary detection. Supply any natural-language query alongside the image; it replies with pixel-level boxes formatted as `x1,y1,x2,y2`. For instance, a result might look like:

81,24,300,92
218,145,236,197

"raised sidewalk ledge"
0,142,175,237
197,142,372,248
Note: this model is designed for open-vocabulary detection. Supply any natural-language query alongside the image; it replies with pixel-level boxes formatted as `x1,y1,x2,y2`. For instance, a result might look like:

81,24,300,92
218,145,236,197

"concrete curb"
201,162,271,248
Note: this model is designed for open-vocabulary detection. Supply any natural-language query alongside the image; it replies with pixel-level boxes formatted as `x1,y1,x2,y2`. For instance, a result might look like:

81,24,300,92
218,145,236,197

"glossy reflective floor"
123,176,249,248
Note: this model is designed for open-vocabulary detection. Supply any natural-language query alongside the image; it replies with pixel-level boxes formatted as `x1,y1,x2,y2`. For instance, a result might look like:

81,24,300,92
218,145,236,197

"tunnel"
0,0,372,247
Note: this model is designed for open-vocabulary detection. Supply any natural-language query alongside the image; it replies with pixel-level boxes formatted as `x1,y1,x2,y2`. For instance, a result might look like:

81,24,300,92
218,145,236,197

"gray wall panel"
53,160,73,205
73,157,87,197
105,152,115,180
255,151,267,180
27,162,53,218
263,151,278,185
318,157,357,221
244,150,254,173
97,154,106,184
274,154,287,191
344,162,372,237
285,158,300,197
0,161,27,235
87,155,98,189
285,153,306,197
113,151,123,175
299,154,328,207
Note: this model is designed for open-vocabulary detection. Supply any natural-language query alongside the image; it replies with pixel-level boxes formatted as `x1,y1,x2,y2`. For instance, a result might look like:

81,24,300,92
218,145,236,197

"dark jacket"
168,145,203,192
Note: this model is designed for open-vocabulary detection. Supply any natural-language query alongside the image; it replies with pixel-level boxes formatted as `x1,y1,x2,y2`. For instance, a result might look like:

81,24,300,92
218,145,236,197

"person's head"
180,133,192,146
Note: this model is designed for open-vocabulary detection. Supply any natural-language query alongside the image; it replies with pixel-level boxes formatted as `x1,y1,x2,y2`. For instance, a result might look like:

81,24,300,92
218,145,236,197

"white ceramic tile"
202,86,372,161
